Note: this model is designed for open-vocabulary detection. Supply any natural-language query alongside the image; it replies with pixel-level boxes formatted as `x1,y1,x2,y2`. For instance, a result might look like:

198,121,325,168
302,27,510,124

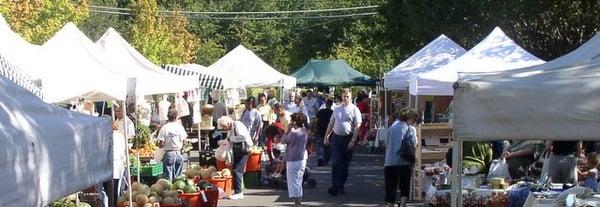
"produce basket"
130,163,163,176
245,152,262,172
179,192,201,207
200,189,219,207
207,178,226,199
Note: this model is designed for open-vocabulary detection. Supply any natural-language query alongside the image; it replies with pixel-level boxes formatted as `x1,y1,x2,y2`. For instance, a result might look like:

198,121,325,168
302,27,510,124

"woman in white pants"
281,112,309,207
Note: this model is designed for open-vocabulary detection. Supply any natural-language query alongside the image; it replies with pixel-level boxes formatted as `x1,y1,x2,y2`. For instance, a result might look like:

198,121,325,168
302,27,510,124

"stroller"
263,143,317,189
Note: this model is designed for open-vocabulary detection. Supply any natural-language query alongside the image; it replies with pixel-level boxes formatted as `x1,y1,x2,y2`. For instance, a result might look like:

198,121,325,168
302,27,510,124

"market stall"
0,18,127,103
449,32,600,206
96,28,199,97
410,27,545,96
0,63,114,206
208,44,296,89
291,59,374,87
384,34,465,90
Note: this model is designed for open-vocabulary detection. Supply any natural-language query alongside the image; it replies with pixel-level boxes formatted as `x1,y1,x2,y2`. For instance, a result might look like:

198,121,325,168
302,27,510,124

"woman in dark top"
546,141,581,183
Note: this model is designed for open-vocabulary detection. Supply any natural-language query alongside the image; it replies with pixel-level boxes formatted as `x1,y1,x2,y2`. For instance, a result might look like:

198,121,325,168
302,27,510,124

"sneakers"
272,173,283,178
229,193,244,200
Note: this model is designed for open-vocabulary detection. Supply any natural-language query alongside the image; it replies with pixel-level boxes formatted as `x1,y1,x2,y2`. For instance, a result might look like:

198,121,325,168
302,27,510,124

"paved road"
204,147,425,207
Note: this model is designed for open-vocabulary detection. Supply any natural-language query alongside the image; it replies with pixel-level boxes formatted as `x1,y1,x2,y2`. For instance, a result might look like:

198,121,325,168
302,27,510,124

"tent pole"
407,89,411,108
121,100,134,207
450,140,463,207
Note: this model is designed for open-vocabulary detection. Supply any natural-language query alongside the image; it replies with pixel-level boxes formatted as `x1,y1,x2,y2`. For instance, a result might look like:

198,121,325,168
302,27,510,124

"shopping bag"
487,158,511,180
215,141,230,161
153,148,165,163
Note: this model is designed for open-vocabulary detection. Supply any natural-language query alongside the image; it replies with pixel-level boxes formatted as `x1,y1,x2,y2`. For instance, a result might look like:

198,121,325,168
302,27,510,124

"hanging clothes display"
138,99,152,126
175,93,190,118
158,95,171,122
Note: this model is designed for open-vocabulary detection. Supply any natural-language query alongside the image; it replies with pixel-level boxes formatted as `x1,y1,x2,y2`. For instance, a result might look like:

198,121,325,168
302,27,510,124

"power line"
89,5,379,15
89,9,379,20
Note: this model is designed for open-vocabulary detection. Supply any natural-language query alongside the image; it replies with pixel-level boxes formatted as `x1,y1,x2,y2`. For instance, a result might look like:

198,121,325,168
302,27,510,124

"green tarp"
291,59,374,86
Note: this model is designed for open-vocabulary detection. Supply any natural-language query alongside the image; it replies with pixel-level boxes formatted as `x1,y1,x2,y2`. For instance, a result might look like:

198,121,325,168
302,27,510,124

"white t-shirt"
228,121,253,147
331,103,362,136
112,131,127,179
303,97,319,118
115,117,135,138
157,122,188,151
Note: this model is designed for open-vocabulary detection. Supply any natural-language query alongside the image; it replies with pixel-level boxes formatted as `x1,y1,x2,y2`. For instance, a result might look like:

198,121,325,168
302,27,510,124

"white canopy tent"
0,63,113,206
410,27,545,96
384,34,466,90
209,45,296,89
96,28,199,97
0,17,126,103
448,33,600,207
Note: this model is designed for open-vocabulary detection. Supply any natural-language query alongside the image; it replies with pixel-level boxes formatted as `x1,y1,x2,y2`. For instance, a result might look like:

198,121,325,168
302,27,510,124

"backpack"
399,126,416,165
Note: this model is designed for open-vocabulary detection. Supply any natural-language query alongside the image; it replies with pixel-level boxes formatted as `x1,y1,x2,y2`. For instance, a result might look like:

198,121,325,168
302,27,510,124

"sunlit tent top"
410,27,545,96
96,28,199,97
208,45,296,89
384,34,466,90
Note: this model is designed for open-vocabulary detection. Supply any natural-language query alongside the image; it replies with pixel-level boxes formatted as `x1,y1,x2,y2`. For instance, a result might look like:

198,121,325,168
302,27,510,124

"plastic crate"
130,163,163,176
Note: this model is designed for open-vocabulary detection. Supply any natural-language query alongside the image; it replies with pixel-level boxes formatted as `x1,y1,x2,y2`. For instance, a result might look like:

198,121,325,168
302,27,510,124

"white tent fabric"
453,34,600,141
40,23,128,103
209,45,296,89
384,34,466,90
0,73,113,206
410,27,545,96
0,53,43,98
0,17,125,103
465,33,600,80
96,28,199,97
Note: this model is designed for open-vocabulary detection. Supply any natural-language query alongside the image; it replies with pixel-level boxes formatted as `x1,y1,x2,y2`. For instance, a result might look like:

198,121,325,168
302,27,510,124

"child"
264,123,286,178
578,153,599,192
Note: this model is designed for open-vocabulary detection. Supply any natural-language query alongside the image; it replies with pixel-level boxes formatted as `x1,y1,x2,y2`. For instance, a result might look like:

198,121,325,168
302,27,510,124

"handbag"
230,122,250,155
399,126,416,164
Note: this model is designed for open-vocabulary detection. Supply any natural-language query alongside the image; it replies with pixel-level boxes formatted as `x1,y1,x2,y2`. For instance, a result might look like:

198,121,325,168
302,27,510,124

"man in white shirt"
157,109,188,181
303,90,320,125
324,89,362,196
114,106,135,139
285,92,298,112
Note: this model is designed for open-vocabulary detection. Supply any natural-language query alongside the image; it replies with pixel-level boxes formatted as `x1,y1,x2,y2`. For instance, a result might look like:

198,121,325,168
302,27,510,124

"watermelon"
184,185,197,193
186,179,195,186
174,180,186,190
197,180,210,190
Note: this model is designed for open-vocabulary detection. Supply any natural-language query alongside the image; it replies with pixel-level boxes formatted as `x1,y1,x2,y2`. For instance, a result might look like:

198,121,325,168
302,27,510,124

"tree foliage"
0,0,89,44
129,0,198,64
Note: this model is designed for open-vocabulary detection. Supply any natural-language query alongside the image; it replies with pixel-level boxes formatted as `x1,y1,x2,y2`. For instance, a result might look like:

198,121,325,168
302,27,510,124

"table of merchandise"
427,187,600,207
427,188,508,207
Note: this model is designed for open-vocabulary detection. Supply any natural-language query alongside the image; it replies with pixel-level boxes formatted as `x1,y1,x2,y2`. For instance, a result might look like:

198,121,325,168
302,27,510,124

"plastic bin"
245,152,262,172
207,178,227,199
179,192,201,207
130,163,163,176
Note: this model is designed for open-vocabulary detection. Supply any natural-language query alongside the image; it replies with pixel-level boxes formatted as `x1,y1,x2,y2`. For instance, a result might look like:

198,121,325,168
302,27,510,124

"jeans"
330,133,354,191
315,135,331,163
233,151,249,194
163,151,184,181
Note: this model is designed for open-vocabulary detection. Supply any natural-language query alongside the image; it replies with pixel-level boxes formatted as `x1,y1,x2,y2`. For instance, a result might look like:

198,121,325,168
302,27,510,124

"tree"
0,0,89,44
79,0,130,41
129,0,199,64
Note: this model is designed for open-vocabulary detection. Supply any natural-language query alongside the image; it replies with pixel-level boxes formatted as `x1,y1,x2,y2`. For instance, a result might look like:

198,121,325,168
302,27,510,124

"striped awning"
0,53,43,99
161,64,223,90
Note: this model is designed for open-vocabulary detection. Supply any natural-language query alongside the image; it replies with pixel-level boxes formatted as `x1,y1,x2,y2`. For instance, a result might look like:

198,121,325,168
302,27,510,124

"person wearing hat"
157,109,188,181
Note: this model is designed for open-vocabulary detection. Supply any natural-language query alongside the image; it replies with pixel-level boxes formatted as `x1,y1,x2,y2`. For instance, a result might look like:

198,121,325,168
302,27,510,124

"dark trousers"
330,133,355,191
103,179,119,207
315,135,331,163
233,151,249,194
384,165,412,203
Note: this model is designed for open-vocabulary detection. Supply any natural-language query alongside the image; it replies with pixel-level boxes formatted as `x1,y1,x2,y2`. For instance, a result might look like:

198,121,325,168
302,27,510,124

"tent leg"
451,140,463,207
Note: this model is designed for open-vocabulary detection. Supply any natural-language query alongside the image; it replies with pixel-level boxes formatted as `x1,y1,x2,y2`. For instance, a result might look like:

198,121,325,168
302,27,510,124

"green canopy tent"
291,59,375,87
